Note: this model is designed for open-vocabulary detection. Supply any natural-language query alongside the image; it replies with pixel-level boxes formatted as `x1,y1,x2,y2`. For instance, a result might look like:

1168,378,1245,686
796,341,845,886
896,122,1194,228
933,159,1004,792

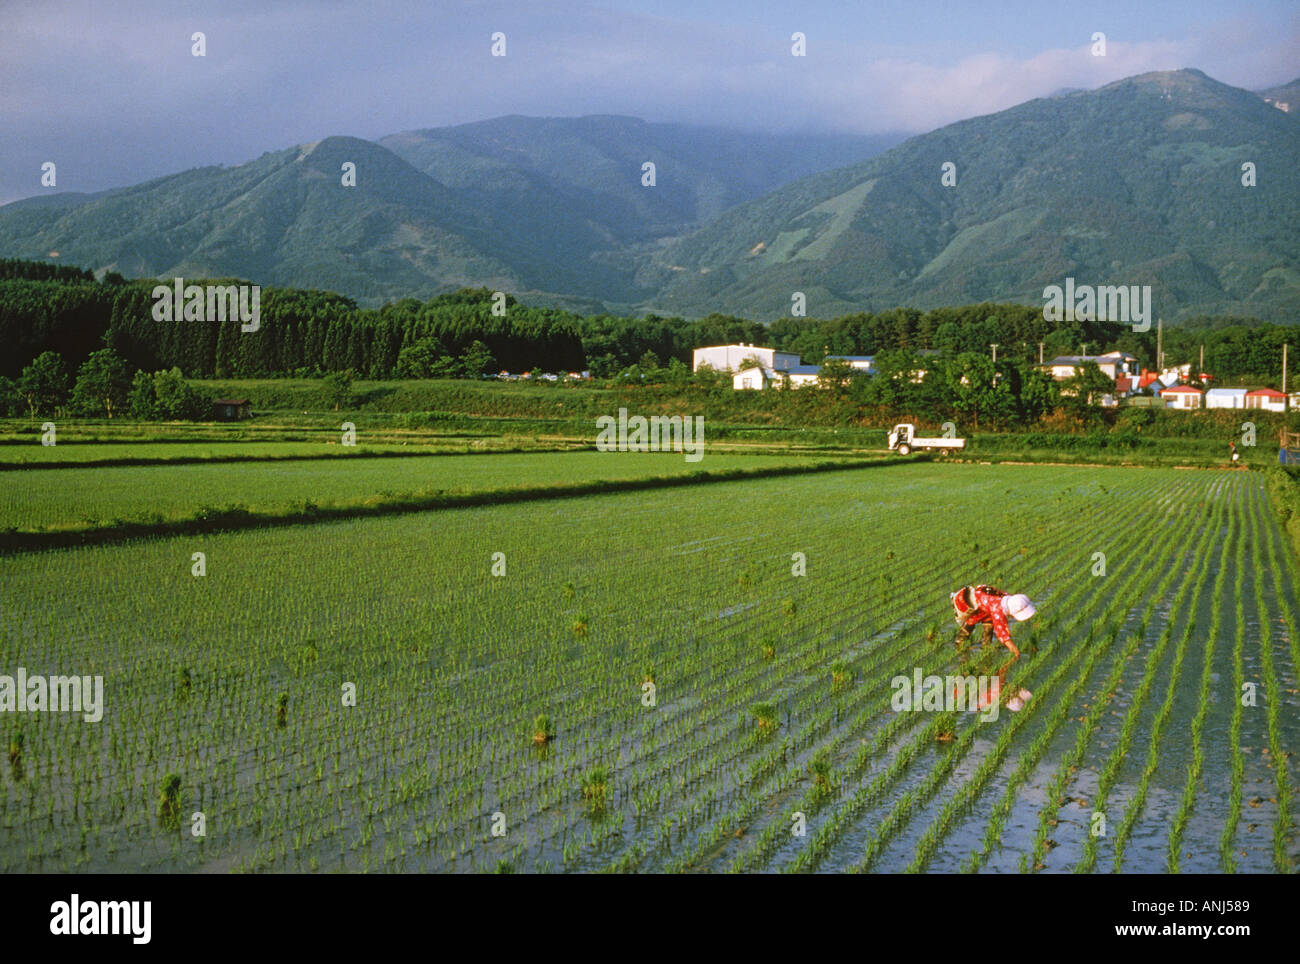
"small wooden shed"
212,398,251,421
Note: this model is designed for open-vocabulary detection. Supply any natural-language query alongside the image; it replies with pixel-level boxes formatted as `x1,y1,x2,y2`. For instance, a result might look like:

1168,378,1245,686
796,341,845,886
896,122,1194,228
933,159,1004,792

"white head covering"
1003,594,1036,621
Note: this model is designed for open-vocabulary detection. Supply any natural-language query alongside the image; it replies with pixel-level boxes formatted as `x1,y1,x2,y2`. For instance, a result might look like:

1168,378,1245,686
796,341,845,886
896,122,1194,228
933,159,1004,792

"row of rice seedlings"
426,472,935,867
912,488,1189,873
587,481,1036,871
860,562,1151,875
526,541,882,866
786,471,1179,873
1166,484,1242,871
656,613,959,873
1021,477,1227,874
792,477,1171,874
1111,485,1240,869
964,479,1200,874
1217,536,1248,872
401,500,823,863
680,508,1063,872
1071,487,1229,872
1256,488,1300,870
1245,483,1294,871
0,464,1205,871
717,630,962,873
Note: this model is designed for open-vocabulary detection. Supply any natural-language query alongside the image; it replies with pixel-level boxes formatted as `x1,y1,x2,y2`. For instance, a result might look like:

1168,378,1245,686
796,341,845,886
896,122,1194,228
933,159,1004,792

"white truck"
887,423,966,456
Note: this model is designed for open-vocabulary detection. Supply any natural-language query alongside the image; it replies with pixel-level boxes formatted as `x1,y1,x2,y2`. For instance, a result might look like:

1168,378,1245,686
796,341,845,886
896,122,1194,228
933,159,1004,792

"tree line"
0,259,1296,387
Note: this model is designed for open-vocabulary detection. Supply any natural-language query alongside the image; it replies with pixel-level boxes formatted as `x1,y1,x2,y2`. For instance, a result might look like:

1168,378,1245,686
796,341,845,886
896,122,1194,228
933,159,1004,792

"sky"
2,0,1297,205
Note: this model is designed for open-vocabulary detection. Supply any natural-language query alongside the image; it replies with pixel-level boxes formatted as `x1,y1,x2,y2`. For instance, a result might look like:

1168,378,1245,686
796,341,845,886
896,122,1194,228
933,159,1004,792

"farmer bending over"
951,585,1035,664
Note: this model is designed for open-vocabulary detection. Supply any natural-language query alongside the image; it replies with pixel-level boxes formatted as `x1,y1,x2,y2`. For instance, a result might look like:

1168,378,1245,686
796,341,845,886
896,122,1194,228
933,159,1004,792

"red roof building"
1161,385,1203,409
1245,388,1288,411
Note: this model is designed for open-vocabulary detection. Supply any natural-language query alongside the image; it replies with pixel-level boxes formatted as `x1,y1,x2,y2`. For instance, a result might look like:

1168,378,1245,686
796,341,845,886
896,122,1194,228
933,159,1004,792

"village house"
733,363,823,390
1043,351,1138,381
1160,385,1203,410
1245,387,1288,412
1204,387,1248,409
693,344,800,374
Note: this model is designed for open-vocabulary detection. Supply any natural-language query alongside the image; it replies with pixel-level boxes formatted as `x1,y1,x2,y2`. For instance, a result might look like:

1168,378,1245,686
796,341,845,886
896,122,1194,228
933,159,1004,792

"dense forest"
0,259,1296,387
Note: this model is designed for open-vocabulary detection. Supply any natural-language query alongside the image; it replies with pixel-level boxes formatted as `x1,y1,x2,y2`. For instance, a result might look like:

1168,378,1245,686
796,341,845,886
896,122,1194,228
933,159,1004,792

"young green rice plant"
275,692,289,728
808,749,833,799
750,703,778,735
581,767,609,813
177,667,192,700
531,714,553,747
7,728,22,780
1219,542,1247,872
572,613,589,637
157,773,182,830
830,660,852,689
759,638,777,663
782,598,796,617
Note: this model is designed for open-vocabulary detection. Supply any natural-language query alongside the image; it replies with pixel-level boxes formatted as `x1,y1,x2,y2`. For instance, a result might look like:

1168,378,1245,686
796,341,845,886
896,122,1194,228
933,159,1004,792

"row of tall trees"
1,260,1296,383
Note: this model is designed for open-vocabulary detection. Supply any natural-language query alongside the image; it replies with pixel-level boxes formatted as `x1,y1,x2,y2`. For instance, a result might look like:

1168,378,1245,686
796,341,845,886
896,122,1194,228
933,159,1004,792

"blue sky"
3,0,1296,204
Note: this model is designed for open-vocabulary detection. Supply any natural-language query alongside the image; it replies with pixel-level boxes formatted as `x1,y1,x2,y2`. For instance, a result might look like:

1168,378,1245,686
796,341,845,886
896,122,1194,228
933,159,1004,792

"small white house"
1160,385,1203,409
1044,352,1137,381
1245,388,1287,412
733,364,822,389
1204,388,1247,409
694,344,800,374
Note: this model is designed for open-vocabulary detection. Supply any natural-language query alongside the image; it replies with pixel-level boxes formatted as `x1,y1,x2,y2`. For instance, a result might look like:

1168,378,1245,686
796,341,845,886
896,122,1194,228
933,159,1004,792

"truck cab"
888,423,915,453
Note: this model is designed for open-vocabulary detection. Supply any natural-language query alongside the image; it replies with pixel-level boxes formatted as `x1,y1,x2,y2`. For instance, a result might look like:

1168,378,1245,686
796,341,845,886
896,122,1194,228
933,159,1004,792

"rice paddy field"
0,451,824,532
1,457,1298,873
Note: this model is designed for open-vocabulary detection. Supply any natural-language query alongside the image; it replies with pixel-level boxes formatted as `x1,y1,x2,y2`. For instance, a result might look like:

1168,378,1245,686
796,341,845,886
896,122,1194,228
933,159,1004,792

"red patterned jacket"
953,585,1013,645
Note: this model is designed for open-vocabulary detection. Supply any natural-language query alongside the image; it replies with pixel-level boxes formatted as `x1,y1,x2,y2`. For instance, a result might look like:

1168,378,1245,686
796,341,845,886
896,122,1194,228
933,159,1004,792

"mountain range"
1,69,1297,321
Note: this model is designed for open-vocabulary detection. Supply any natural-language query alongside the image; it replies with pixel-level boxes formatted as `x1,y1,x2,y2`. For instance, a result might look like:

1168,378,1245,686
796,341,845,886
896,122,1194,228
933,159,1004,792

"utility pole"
1199,344,1204,377
1156,317,1163,373
1038,342,1044,365
990,343,999,363
1284,343,1289,397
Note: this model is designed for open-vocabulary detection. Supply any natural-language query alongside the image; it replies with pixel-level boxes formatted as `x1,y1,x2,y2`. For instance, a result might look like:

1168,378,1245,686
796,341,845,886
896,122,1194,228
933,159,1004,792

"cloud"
1,0,1295,205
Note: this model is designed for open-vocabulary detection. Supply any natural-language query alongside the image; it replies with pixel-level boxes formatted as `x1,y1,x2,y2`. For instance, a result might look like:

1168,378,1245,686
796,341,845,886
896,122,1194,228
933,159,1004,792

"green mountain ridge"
1,73,1297,320
0,118,899,309
644,69,1300,322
